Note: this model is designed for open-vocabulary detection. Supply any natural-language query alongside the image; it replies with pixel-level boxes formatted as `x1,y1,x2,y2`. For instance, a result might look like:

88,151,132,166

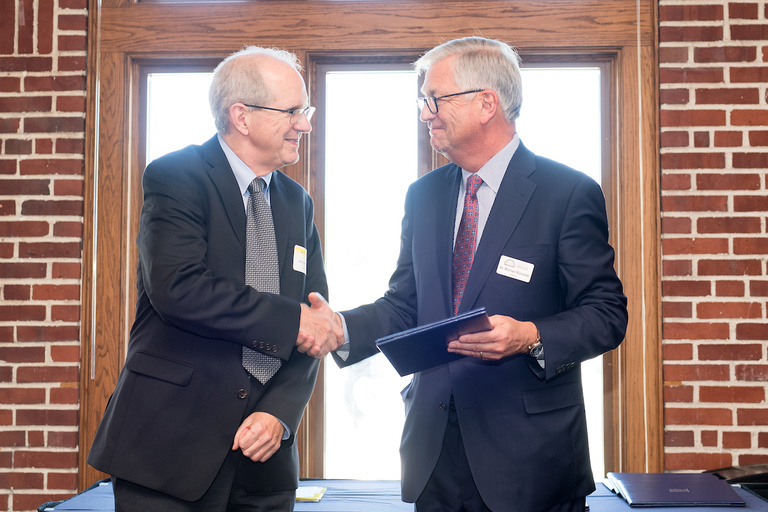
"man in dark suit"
88,46,342,511
332,37,628,512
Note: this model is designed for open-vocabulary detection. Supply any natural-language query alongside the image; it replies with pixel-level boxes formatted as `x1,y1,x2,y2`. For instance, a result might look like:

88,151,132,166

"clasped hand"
447,315,538,360
295,292,343,359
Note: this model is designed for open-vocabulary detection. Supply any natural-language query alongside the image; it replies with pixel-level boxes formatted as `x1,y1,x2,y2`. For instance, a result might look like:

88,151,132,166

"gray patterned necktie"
243,177,282,384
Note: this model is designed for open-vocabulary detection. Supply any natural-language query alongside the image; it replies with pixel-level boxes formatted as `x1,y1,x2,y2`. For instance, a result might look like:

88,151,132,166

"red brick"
16,366,78,383
13,450,77,468
662,280,712,297
54,179,84,196
19,156,83,175
0,97,53,113
701,430,719,447
729,3,759,19
662,152,726,169
663,342,693,360
60,0,87,7
660,130,689,147
662,195,728,212
665,406,732,424
731,66,768,83
58,56,86,72
0,305,46,322
698,217,761,233
749,131,768,146
0,0,13,53
4,285,30,300
659,67,725,84
697,301,763,319
0,160,17,174
693,131,709,147
732,24,768,41
733,152,768,168
663,323,730,341
23,117,85,134
0,221,49,237
0,327,13,343
16,325,79,342
759,432,768,448
662,237,729,255
660,89,690,106
0,57,53,72
36,138,54,154
0,117,20,133
662,301,692,318
48,431,78,448
714,130,744,146
58,34,87,52
21,199,82,216
55,138,85,154
723,431,752,449
50,387,79,405
18,242,81,259
662,260,692,276
735,195,768,211
52,262,80,279
0,387,45,402
0,263,46,279
57,96,87,113
32,284,80,301
660,47,689,63
5,139,33,155
660,4,724,20
38,0,54,53
739,454,768,465
661,110,727,127
0,432,27,448
665,429,694,446
697,88,759,104
738,408,768,425
661,216,692,234
736,323,768,340
701,385,764,403
660,26,724,43
47,472,77,490
51,305,80,322
734,237,768,254
750,280,768,296
18,0,34,53
0,178,50,196
0,472,44,488
695,46,757,62
58,14,87,31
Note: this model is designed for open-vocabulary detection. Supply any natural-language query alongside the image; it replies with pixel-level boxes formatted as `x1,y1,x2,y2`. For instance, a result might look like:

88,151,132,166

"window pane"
323,70,418,479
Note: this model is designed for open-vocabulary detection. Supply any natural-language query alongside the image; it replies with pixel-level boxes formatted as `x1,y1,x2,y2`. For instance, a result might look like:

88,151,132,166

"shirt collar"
461,133,520,193
217,134,273,197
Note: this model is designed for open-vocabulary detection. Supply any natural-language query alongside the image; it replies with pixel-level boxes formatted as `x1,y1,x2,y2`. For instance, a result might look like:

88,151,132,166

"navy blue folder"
375,308,492,376
607,472,746,507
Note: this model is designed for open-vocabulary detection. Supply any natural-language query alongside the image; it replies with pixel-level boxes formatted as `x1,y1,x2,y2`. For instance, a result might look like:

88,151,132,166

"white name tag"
293,245,307,274
496,255,534,283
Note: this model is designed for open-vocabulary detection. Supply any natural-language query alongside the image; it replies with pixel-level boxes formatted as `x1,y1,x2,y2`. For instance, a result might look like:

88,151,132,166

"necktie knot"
466,174,483,197
249,177,265,197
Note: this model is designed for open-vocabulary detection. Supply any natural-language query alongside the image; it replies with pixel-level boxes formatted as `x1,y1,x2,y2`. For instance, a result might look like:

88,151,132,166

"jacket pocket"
126,351,194,386
521,382,584,414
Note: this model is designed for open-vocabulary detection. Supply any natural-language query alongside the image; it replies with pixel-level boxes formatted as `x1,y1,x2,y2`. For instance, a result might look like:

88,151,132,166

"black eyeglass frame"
417,89,484,114
243,103,316,123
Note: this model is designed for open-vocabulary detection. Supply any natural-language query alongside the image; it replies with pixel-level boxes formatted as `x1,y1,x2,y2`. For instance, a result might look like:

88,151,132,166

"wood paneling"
79,0,661,490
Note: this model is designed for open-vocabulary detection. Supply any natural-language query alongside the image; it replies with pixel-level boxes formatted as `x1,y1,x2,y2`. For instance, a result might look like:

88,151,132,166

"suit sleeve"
532,175,628,380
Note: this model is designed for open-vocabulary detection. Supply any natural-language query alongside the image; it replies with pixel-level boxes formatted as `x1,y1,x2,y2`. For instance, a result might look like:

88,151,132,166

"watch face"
530,343,544,358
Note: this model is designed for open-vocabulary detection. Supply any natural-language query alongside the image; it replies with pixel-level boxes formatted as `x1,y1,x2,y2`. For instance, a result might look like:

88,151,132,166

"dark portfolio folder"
606,472,746,507
375,308,492,376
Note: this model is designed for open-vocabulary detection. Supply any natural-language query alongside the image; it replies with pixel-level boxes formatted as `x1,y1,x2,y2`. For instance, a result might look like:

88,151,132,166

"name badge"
496,255,534,283
293,245,307,274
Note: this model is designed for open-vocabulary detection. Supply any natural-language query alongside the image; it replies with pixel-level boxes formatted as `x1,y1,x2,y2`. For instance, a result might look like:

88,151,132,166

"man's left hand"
447,315,538,360
232,412,285,462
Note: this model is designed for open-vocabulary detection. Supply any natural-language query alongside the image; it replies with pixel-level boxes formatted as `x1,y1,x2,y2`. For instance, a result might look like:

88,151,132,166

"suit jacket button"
265,343,272,351
258,342,265,349
439,402,447,412
237,389,248,399
272,346,278,353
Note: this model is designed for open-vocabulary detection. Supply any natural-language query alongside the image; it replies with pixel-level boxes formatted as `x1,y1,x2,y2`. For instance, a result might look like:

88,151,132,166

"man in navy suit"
333,37,628,512
88,47,342,511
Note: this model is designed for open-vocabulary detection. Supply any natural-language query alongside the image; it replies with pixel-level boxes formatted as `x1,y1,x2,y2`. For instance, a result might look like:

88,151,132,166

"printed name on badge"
293,245,307,274
496,255,534,283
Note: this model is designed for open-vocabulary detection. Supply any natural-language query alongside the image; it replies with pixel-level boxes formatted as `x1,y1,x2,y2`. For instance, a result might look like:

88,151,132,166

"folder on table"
375,308,492,376
606,472,745,507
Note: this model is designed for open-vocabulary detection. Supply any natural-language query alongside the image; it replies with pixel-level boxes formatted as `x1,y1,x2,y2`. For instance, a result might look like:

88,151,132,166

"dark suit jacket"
88,135,327,501
334,143,628,511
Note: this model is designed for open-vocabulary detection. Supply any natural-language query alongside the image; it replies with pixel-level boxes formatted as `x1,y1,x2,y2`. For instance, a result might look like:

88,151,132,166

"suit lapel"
436,165,462,316
459,144,537,314
202,135,247,250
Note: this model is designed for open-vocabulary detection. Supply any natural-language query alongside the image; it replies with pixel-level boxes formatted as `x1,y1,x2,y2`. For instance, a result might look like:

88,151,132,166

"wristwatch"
527,330,544,359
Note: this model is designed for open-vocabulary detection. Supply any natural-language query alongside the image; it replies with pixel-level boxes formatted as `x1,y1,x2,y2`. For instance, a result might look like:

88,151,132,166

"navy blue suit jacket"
335,143,627,511
88,135,327,501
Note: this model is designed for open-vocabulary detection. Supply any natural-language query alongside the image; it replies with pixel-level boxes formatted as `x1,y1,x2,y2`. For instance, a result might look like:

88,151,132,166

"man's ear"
230,103,251,136
478,90,499,125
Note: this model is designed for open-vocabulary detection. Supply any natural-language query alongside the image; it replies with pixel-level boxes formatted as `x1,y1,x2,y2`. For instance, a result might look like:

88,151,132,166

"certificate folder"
606,472,746,507
375,308,492,376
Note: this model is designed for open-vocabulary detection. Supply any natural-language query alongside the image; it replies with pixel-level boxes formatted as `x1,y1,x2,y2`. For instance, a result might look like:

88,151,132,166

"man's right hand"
296,292,343,359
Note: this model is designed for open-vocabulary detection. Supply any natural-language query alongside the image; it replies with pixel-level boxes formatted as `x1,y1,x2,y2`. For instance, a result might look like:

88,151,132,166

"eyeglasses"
417,89,484,114
243,104,316,123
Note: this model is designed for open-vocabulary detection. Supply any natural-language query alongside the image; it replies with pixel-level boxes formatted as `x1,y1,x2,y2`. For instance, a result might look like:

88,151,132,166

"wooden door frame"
79,0,661,490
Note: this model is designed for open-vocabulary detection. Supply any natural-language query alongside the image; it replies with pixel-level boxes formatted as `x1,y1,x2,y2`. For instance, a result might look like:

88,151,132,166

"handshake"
295,292,344,359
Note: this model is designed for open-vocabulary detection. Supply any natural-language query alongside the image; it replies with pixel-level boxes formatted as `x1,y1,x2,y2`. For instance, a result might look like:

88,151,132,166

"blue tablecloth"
40,479,768,511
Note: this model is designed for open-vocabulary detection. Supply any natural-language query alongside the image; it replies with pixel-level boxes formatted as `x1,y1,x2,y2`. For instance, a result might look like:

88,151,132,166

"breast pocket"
126,351,194,386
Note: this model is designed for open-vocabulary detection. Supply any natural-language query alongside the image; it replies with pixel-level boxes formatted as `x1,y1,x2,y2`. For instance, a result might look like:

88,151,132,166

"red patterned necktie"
452,174,483,315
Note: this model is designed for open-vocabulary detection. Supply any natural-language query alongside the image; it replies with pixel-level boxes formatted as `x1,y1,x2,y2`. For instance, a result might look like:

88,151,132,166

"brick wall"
0,0,87,509
660,0,768,471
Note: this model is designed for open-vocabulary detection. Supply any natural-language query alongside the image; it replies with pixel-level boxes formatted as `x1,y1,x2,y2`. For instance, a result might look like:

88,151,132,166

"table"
39,479,768,511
